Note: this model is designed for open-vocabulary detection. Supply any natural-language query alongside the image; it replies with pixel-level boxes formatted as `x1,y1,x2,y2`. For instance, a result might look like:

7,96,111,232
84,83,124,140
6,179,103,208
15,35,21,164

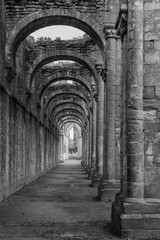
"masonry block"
143,86,155,99
152,230,160,239
133,229,152,239
112,200,160,239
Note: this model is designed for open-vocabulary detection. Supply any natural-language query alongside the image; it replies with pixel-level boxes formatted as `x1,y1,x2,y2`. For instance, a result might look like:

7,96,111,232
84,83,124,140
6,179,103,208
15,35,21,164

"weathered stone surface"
2,0,160,239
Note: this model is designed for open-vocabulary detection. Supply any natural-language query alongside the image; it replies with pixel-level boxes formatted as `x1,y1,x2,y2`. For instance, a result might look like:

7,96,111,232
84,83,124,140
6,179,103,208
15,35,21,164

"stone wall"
144,0,160,198
0,0,6,86
0,87,58,201
0,86,58,200
5,0,105,31
0,2,59,202
25,36,99,77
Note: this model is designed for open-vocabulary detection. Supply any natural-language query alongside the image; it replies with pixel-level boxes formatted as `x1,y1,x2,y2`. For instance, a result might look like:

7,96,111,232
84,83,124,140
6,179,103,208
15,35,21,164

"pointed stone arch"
58,117,83,130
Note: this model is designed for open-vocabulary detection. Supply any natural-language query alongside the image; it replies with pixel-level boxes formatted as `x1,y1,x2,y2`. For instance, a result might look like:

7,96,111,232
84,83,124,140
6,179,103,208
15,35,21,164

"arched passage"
52,108,86,125
38,75,93,101
29,50,100,90
50,102,88,119
58,117,83,130
55,112,86,129
45,91,90,110
6,8,106,66
59,120,82,131
47,98,88,118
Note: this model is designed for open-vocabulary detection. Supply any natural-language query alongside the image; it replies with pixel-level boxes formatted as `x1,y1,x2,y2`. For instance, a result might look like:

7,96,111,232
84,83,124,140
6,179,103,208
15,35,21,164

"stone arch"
45,90,90,110
50,102,88,119
51,104,87,123
58,117,83,130
66,122,82,137
55,112,85,128
29,50,100,90
52,108,86,124
59,120,82,131
38,75,94,101
6,8,106,66
47,97,88,118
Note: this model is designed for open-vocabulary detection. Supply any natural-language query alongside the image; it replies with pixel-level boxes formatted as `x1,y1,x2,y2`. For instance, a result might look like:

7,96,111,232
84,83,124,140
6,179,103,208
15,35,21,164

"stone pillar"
115,37,122,181
98,28,120,202
91,69,104,187
111,3,158,239
59,132,64,163
91,85,97,172
87,112,91,175
85,119,90,173
88,106,94,179
82,126,88,173
81,130,85,167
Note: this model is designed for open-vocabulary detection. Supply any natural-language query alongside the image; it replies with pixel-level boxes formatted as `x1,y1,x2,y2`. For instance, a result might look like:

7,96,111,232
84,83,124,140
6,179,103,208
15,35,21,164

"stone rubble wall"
5,0,106,32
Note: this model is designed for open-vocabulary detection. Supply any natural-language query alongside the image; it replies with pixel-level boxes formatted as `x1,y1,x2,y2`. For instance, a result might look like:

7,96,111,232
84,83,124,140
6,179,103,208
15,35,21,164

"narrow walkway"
0,160,120,240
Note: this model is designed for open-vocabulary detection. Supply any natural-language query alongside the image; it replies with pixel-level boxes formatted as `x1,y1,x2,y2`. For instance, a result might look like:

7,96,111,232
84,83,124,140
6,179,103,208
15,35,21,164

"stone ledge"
112,201,160,239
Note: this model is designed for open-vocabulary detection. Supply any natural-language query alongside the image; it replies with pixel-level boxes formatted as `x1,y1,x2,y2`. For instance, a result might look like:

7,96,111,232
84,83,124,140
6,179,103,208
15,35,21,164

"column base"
91,172,102,187
81,160,84,167
112,194,160,239
83,164,89,174
59,159,64,163
98,179,120,202
88,168,94,180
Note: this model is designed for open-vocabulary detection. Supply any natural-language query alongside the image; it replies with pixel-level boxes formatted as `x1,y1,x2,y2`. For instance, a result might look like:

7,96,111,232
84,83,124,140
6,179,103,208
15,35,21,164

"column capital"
104,27,119,40
88,95,92,102
90,106,93,113
37,102,42,110
26,90,33,100
91,84,98,101
5,62,17,82
95,63,106,82
91,84,96,92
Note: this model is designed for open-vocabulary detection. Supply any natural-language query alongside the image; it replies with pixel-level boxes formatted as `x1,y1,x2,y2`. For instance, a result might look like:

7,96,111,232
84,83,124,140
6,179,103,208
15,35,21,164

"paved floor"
0,159,120,240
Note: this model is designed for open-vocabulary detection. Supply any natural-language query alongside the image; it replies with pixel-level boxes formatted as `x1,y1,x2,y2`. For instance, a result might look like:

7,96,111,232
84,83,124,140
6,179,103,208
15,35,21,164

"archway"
6,8,106,66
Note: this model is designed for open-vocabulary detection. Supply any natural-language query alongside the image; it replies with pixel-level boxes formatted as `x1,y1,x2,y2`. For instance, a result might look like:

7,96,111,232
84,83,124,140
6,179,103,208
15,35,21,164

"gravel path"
0,160,121,240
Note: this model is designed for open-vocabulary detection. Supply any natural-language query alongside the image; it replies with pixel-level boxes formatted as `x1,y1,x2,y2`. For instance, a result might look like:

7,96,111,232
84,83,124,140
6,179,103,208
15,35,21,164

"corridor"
0,160,119,240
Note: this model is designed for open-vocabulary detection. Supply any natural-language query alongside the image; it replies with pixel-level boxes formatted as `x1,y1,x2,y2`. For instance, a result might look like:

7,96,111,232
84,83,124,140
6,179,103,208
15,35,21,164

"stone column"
86,110,91,176
88,106,94,179
85,125,89,172
98,28,120,202
89,85,97,179
91,68,104,187
59,132,64,163
81,130,85,167
91,85,97,172
111,3,155,239
82,126,88,172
